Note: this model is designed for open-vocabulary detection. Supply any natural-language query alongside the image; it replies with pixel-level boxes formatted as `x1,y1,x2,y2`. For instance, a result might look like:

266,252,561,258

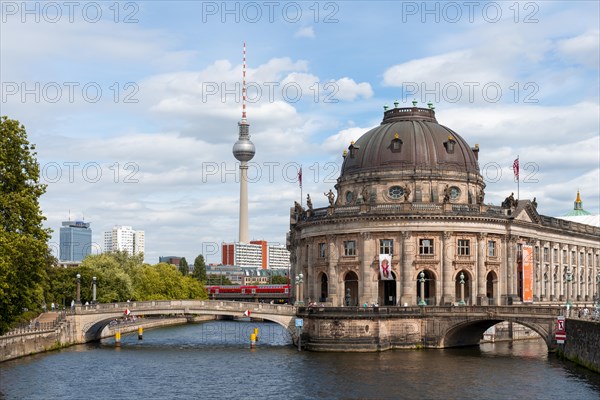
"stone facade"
288,106,600,308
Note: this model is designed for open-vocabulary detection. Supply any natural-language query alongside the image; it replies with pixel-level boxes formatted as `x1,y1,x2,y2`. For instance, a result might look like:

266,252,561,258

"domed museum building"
288,104,600,307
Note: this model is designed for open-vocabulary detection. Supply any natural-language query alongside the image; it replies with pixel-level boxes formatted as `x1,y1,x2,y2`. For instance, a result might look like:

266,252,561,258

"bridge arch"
440,318,553,350
74,301,298,343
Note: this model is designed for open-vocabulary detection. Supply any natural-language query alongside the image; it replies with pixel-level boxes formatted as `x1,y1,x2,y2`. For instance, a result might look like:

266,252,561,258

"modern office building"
104,225,145,255
59,220,92,262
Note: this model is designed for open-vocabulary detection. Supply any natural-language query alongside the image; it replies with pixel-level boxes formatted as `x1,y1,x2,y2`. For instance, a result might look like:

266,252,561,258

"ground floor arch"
379,272,397,305
416,270,436,305
455,270,472,305
319,272,329,302
486,271,498,305
344,271,359,306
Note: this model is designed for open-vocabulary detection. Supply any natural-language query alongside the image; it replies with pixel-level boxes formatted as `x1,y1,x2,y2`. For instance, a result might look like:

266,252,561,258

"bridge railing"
299,305,564,317
75,300,296,315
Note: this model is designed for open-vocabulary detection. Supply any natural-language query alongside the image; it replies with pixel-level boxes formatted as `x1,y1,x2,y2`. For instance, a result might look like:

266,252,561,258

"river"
1,320,599,399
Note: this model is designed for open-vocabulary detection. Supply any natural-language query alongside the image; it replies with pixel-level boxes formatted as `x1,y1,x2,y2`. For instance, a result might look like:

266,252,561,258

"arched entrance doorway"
344,271,359,306
319,273,328,302
379,272,397,305
486,271,498,305
416,270,436,305
454,270,471,305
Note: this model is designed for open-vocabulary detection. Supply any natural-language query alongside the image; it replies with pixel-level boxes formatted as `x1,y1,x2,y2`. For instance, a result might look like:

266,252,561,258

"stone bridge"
298,305,565,352
71,300,297,343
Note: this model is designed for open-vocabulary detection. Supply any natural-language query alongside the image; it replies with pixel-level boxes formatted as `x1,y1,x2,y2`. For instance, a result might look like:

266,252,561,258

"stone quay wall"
0,316,213,363
557,318,600,373
0,319,75,363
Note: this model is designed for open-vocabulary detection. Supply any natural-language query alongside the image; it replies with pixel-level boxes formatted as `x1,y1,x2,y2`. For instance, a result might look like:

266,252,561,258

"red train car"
205,284,290,302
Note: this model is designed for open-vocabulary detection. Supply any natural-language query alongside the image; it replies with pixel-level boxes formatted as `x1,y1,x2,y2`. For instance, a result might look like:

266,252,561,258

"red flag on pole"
512,158,519,180
298,166,302,188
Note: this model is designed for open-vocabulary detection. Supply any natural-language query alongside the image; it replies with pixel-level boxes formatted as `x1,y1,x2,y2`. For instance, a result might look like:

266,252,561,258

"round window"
449,186,461,200
346,191,354,204
388,186,404,199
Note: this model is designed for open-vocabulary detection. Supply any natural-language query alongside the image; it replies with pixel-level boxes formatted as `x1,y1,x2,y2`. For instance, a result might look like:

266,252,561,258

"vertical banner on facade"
522,245,534,303
379,254,393,280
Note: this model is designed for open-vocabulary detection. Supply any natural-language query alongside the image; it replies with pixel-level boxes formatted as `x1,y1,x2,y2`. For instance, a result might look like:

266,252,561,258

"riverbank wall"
556,318,600,373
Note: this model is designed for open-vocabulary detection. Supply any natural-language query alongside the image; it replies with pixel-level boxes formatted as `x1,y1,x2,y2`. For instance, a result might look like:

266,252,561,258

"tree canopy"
0,117,50,334
192,254,207,282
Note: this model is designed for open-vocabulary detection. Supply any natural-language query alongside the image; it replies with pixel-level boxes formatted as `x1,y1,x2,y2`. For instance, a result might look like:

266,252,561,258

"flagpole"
299,165,303,207
517,156,520,200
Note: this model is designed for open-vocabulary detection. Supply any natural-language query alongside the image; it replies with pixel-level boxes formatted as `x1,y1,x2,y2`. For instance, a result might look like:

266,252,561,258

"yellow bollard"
250,333,256,348
115,330,121,347
254,328,259,341
138,326,143,340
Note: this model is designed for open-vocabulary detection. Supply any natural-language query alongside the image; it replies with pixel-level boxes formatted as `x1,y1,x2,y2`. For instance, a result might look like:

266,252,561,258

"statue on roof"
532,197,538,209
501,192,518,209
325,189,335,207
306,194,313,211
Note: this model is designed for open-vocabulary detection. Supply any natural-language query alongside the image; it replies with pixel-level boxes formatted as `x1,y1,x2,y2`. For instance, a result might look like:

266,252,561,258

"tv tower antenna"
232,42,255,243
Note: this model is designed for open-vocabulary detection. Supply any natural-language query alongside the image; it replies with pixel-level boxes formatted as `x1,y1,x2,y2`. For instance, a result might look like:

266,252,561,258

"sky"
1,1,599,264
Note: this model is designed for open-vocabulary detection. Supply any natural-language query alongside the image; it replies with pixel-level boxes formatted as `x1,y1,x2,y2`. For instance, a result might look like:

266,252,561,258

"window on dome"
389,186,404,199
390,134,402,152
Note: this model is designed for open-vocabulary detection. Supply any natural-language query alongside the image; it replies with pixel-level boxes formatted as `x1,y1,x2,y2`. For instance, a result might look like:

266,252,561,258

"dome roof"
341,106,480,177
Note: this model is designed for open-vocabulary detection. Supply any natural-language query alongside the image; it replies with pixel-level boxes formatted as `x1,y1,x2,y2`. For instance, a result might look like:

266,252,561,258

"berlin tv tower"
232,42,255,243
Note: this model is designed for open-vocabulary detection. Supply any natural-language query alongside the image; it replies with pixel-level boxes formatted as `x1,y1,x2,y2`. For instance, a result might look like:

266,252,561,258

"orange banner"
522,245,534,303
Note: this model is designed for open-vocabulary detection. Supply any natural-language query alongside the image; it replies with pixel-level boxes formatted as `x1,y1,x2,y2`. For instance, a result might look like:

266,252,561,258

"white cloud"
556,30,600,68
295,26,315,39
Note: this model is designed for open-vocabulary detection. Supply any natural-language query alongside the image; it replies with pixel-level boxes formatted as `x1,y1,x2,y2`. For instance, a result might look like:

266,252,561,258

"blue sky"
1,1,599,264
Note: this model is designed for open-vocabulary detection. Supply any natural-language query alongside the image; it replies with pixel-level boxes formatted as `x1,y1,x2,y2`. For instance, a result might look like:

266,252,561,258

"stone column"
360,232,374,305
477,233,487,305
506,235,518,304
400,232,414,306
327,235,338,306
395,236,401,305
441,232,454,305
549,242,556,301
306,241,314,302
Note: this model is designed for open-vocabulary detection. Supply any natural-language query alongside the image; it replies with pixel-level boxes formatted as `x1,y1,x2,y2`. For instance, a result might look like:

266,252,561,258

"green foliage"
0,117,50,334
271,275,289,284
131,263,206,300
179,257,189,275
192,254,207,282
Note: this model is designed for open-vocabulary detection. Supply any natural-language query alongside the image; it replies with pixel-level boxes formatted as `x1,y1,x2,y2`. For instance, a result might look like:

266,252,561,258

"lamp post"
565,267,573,306
418,271,427,306
76,273,81,305
458,272,466,306
92,276,97,304
295,273,304,306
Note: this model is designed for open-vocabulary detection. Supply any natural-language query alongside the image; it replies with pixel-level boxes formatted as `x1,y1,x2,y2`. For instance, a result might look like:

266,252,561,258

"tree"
0,117,51,334
271,275,288,284
179,257,189,275
192,254,207,282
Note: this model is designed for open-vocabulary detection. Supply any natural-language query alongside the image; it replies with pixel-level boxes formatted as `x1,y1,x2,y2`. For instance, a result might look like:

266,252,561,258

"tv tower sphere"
232,124,255,162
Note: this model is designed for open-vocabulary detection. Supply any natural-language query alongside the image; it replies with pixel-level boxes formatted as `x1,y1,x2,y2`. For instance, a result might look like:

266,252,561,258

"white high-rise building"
268,245,291,270
104,226,145,255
